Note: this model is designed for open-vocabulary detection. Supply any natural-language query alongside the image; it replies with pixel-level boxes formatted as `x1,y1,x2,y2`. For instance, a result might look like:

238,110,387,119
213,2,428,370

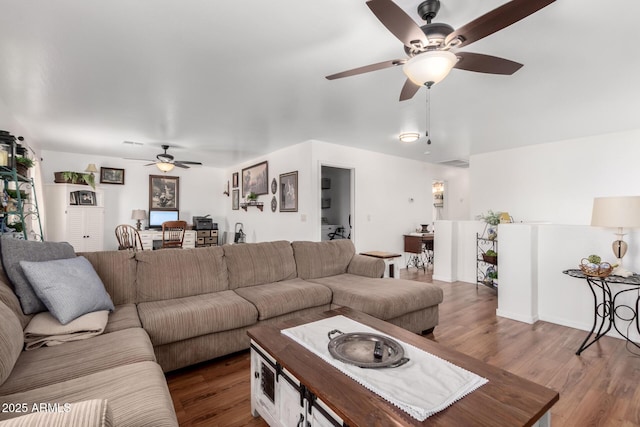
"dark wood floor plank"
166,269,640,426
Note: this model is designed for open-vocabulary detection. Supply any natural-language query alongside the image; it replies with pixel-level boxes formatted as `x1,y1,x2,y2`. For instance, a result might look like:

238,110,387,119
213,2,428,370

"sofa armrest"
347,254,385,278
0,399,112,427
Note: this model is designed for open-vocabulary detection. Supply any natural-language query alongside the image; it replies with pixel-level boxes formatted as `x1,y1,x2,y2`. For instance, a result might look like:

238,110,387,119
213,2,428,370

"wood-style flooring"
166,269,640,426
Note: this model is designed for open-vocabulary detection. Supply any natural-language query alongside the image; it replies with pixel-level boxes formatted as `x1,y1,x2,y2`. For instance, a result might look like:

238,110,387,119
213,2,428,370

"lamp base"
136,220,142,231
612,265,634,277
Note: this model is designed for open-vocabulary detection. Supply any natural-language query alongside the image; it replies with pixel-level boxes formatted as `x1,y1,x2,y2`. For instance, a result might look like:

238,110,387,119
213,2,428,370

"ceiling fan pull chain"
426,83,432,144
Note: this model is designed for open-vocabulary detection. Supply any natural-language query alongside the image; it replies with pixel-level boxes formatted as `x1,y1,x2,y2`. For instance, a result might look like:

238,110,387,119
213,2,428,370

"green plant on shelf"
60,171,95,189
477,210,502,226
15,156,34,169
487,270,498,280
485,250,497,257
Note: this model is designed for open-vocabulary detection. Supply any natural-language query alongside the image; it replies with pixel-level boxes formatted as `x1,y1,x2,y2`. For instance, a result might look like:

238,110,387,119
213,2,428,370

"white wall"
470,128,640,224
40,150,225,250
222,140,470,261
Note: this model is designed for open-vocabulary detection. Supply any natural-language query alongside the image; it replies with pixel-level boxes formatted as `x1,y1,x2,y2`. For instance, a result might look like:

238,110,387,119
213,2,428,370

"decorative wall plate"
271,196,277,212
271,178,277,194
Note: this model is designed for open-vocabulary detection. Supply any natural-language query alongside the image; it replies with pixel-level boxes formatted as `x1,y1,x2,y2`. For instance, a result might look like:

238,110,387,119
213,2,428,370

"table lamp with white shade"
591,196,640,277
131,209,146,231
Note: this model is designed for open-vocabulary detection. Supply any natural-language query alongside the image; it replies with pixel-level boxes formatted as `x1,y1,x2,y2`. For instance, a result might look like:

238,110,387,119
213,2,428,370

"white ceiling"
1,0,639,168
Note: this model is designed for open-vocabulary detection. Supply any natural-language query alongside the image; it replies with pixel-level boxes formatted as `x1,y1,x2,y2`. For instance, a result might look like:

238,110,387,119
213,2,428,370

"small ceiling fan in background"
326,0,556,101
126,144,202,172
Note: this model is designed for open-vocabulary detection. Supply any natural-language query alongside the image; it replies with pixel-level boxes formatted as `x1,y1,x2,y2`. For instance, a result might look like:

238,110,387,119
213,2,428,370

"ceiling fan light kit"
403,50,457,86
156,162,175,172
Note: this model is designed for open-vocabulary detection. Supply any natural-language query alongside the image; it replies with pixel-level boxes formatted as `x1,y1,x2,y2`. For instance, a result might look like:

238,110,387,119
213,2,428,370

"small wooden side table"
360,251,402,279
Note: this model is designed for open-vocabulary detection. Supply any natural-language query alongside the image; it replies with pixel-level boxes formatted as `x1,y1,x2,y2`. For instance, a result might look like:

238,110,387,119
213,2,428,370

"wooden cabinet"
195,229,218,247
44,184,104,252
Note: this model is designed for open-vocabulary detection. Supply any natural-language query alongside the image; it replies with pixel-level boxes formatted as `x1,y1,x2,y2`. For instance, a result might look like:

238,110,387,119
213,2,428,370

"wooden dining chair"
161,220,187,249
115,224,144,251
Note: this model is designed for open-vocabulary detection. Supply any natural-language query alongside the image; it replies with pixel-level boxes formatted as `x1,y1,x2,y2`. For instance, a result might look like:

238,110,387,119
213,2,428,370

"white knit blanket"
282,315,487,421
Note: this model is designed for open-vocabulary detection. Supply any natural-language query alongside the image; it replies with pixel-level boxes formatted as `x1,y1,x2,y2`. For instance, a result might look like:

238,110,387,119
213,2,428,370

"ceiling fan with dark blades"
127,144,202,171
326,0,555,101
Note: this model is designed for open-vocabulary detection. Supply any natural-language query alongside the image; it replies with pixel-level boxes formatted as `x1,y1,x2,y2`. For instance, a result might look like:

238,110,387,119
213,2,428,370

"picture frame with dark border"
100,167,125,185
149,175,179,210
242,161,268,197
232,172,239,188
279,171,298,212
77,190,96,206
232,189,240,210
69,191,77,205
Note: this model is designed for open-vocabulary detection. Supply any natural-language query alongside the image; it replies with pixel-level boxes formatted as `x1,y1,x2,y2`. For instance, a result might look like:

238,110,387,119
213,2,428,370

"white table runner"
282,315,487,421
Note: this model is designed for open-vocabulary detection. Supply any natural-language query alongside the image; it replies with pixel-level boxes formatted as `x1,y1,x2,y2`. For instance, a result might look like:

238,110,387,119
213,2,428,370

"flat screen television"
148,210,179,229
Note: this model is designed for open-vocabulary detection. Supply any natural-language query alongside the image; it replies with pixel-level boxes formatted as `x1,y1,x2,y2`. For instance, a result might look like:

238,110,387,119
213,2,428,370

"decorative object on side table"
591,196,640,277
579,256,613,277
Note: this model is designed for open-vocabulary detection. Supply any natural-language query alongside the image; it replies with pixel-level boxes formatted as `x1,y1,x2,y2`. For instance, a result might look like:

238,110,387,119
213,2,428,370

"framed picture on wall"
242,161,268,197
100,167,125,185
149,175,179,210
77,190,96,206
232,172,239,188
279,171,298,212
232,189,239,210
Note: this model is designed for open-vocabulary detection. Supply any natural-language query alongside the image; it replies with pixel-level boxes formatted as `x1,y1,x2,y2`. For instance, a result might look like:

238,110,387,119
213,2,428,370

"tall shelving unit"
476,233,498,291
0,133,43,241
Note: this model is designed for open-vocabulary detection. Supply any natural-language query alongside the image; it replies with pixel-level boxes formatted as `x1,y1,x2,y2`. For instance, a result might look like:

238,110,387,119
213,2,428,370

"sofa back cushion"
223,241,297,289
0,301,23,386
80,250,137,305
0,237,76,314
292,240,355,279
0,280,32,329
136,246,228,302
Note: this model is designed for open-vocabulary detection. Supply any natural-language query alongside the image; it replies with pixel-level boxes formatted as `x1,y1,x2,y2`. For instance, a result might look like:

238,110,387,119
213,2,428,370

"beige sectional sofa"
0,239,443,425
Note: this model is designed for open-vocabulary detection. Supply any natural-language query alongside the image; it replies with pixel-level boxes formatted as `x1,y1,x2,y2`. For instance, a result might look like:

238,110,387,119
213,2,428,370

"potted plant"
483,249,498,264
15,156,34,176
53,171,95,189
477,209,502,240
246,192,258,204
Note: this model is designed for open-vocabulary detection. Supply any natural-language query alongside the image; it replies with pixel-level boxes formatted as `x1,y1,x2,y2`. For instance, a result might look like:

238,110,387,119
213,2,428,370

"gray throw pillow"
0,236,77,314
19,256,114,325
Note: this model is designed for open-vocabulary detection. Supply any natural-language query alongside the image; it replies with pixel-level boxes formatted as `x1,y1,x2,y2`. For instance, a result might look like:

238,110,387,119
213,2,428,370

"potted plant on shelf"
246,192,258,205
477,209,502,240
53,171,95,189
15,156,34,177
483,249,498,264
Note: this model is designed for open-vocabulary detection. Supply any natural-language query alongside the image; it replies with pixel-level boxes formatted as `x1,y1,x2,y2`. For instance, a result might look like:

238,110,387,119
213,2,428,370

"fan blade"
366,0,427,48
399,79,421,101
454,52,523,75
175,161,202,165
174,163,189,169
124,157,155,162
326,59,406,80
445,0,556,49
144,163,156,166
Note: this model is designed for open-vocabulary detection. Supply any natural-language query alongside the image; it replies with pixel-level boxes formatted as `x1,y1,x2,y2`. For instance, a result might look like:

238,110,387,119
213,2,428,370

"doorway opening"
320,165,353,241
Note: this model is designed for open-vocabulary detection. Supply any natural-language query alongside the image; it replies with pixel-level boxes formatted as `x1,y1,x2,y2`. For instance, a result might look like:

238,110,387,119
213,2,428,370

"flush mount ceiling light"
156,162,175,172
399,132,421,143
402,50,458,87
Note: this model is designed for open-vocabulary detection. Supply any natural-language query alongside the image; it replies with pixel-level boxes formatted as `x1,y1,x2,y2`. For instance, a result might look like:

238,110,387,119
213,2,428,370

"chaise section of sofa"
292,240,444,334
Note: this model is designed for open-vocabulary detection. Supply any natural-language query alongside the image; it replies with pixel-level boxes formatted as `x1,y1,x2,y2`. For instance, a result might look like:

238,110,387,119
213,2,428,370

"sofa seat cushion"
292,240,355,279
0,361,178,426
234,278,333,320
308,274,444,320
103,304,141,334
223,241,297,289
137,290,258,346
0,327,156,395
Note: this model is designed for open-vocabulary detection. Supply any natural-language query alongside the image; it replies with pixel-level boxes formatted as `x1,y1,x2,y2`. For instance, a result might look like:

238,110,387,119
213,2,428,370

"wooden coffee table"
248,307,558,427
